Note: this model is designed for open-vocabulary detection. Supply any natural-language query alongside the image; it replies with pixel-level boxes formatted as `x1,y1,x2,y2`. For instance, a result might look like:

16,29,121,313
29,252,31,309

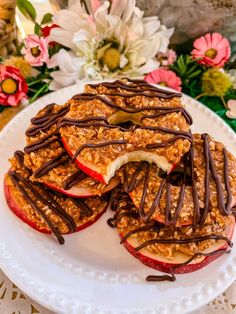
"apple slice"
118,216,235,274
4,175,107,236
62,137,172,184
43,175,120,198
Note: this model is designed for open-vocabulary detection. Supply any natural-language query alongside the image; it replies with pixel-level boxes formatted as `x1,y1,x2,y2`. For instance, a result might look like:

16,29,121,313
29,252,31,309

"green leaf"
17,0,36,22
188,69,202,79
41,13,53,25
34,23,41,35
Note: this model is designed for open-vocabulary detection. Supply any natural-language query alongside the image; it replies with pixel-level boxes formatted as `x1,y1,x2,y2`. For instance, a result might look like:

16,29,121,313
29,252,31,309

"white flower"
49,0,173,89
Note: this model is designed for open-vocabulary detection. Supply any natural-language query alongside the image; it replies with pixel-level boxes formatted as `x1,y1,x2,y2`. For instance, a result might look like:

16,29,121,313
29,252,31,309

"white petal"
143,18,161,36
50,28,77,50
50,70,77,87
120,54,129,68
73,29,91,45
94,1,110,31
121,0,136,23
53,10,83,32
49,80,60,91
68,0,83,14
110,0,127,17
138,59,160,74
47,53,59,68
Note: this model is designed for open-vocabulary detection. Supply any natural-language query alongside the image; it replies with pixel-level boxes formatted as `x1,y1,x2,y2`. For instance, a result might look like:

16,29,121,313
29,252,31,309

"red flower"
0,65,28,107
145,68,182,92
41,24,59,47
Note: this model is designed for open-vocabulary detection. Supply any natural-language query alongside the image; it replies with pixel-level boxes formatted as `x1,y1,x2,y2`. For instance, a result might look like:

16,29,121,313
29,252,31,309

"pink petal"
193,36,208,51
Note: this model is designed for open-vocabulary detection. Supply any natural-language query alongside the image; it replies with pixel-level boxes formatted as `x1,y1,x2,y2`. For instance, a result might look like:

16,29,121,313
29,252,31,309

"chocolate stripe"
135,235,233,251
26,105,69,137
34,152,68,178
72,140,128,160
224,148,233,212
9,171,65,244
72,93,192,125
63,170,87,190
24,132,59,153
14,151,32,176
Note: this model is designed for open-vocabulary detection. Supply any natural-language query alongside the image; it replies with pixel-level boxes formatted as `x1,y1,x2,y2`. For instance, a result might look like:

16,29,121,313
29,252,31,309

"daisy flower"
145,68,182,91
191,32,231,67
49,0,173,89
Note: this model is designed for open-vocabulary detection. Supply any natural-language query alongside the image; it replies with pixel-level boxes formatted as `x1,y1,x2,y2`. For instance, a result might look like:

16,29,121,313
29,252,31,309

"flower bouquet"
0,0,235,131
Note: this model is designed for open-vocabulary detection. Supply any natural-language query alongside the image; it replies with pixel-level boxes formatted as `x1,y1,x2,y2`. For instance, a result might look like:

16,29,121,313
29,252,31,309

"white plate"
0,82,236,314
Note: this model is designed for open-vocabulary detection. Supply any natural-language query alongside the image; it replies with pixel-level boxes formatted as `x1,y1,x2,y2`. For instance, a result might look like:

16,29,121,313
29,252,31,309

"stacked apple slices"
4,102,120,243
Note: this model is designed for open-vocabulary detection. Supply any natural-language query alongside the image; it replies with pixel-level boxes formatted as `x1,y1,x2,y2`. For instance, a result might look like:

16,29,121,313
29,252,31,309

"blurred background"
1,0,236,57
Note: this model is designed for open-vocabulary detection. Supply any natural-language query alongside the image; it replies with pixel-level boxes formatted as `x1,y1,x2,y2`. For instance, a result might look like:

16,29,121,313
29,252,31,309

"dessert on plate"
3,79,236,282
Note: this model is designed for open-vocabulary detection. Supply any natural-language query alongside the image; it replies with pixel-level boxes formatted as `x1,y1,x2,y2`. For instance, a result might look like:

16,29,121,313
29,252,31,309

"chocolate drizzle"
33,152,68,178
146,249,231,282
13,151,32,176
87,79,182,98
134,235,232,251
26,104,69,137
107,188,232,282
24,104,91,191
72,92,192,124
63,170,87,190
8,170,97,244
24,132,59,153
9,171,66,244
122,134,233,227
72,140,128,161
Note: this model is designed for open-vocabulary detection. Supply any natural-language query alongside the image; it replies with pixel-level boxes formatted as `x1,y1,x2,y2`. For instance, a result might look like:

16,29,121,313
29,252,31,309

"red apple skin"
4,177,106,235
61,137,107,184
44,176,119,199
44,182,94,198
118,217,235,274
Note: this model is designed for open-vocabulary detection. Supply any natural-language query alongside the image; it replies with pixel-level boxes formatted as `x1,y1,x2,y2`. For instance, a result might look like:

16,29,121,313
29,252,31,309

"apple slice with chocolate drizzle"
23,103,119,198
119,220,234,275
107,187,235,279
4,152,108,244
123,134,236,228
59,79,192,184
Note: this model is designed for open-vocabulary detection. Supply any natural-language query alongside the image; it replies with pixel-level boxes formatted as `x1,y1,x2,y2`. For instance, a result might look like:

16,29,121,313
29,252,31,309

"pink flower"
157,49,177,66
191,32,230,67
0,65,28,107
145,68,182,92
22,34,49,67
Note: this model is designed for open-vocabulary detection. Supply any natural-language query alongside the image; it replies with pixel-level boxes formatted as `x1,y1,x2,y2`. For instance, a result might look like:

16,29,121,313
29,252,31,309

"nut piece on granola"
59,79,192,184
4,151,107,244
23,103,119,198
107,186,234,274
120,134,236,227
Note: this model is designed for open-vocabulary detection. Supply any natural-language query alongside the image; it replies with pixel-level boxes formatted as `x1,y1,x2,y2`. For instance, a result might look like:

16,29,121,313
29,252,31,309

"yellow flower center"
1,78,18,95
31,46,41,57
205,48,217,59
102,48,120,71
159,82,167,87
